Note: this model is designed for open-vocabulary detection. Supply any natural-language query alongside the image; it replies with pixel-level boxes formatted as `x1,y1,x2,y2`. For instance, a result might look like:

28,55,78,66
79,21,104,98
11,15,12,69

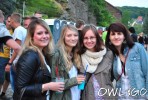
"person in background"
98,27,103,37
0,15,14,98
34,11,43,19
75,19,85,44
138,32,144,45
106,22,148,99
6,13,27,91
79,24,114,100
128,27,137,42
102,27,108,43
13,19,64,100
0,10,20,96
23,16,38,29
0,10,20,53
48,24,85,100
144,35,148,50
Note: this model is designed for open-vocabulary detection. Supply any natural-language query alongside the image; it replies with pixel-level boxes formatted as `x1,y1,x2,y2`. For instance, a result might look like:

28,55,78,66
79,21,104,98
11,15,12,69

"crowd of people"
0,9,148,100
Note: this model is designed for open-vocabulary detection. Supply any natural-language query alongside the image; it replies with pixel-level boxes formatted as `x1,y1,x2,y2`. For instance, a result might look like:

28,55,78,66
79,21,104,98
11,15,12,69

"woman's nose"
115,34,119,38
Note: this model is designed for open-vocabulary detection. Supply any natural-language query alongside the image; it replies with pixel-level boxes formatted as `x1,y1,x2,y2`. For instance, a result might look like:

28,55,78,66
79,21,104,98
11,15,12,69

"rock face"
57,0,97,25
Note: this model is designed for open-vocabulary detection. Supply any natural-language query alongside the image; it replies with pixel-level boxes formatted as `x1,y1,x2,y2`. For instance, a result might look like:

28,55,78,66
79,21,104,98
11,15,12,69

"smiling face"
64,29,78,49
33,25,50,50
109,31,125,49
83,29,97,52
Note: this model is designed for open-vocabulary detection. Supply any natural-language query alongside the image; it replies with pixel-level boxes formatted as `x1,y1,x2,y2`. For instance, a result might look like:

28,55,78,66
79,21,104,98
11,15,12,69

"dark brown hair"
75,19,85,28
105,22,134,55
79,24,104,54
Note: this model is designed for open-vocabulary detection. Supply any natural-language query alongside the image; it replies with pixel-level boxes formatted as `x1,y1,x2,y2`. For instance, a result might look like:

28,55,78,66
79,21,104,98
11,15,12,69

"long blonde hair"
57,24,81,70
20,19,54,67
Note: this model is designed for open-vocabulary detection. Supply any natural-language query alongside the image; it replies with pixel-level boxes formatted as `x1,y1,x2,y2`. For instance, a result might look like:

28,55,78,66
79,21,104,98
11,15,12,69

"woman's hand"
76,75,85,84
42,82,64,92
49,82,64,91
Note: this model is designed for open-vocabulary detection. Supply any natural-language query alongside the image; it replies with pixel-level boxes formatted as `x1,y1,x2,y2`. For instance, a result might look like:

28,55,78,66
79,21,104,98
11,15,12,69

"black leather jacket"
13,49,51,100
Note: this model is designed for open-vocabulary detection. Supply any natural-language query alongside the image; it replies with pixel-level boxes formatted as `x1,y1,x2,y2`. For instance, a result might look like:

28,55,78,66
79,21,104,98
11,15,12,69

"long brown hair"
57,24,81,70
20,19,54,67
105,22,134,55
79,24,104,54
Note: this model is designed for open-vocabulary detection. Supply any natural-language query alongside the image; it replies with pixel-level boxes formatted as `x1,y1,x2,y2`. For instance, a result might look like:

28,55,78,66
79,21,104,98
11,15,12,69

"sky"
105,0,148,8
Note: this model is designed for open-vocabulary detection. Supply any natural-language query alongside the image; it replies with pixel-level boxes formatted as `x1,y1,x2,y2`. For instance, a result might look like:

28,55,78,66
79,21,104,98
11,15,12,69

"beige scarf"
81,48,106,73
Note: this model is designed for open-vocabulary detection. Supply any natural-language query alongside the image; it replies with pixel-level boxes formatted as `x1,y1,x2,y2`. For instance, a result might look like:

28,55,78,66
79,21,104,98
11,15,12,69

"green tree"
87,0,115,26
0,0,16,17
122,11,130,27
134,24,142,34
143,13,148,35
16,0,63,18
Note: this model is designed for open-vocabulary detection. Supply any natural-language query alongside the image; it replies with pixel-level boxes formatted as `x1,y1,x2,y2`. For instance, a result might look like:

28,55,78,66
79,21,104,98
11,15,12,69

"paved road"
0,85,13,100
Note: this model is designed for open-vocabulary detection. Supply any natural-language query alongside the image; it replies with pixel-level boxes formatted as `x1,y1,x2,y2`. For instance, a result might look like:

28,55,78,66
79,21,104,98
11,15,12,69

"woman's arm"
15,50,42,96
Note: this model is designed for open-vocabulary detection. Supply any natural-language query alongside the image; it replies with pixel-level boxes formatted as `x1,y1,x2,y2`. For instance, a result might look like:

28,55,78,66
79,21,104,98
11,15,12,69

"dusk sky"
105,0,148,8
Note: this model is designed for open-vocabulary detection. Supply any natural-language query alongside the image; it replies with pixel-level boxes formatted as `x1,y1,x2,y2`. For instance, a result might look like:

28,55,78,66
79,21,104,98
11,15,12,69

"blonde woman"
13,19,64,100
48,24,85,100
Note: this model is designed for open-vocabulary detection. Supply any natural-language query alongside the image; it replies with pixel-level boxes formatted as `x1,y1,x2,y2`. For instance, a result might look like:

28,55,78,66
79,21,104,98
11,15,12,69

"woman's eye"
45,32,49,34
37,32,42,35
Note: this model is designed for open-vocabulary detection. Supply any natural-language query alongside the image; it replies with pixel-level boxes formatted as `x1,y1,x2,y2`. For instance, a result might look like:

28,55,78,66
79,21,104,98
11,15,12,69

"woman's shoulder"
132,42,144,50
22,49,38,56
20,49,39,61
49,48,61,57
105,48,114,57
17,49,40,66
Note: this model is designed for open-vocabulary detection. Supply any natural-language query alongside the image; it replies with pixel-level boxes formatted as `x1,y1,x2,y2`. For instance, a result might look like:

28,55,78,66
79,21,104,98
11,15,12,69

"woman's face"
109,31,125,48
64,29,78,48
33,25,50,50
83,30,96,52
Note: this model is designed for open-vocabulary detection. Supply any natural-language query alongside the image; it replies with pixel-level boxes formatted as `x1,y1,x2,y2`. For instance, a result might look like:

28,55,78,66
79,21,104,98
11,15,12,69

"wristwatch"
7,63,12,65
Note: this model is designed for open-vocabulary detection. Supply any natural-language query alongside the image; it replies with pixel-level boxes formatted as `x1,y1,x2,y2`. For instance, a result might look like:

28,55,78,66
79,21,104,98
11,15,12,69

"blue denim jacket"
113,43,148,98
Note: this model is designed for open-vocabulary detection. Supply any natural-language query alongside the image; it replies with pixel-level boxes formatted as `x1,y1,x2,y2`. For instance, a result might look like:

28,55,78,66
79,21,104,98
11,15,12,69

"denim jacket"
113,43,148,98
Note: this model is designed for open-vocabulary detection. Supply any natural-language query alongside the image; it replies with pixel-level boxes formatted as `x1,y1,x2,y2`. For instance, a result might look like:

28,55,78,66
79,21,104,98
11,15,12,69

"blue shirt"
113,43,148,98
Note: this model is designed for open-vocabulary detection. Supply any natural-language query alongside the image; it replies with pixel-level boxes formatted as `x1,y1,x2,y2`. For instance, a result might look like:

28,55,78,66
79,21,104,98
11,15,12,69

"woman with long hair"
13,19,64,100
79,24,115,100
48,24,85,100
106,22,148,99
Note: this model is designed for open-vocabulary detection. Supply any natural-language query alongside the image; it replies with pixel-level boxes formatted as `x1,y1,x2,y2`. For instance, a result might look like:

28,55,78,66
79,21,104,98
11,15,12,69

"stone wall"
58,0,97,25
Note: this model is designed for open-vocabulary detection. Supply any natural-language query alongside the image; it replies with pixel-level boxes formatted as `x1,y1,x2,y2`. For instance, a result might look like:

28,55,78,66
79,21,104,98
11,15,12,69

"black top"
0,36,12,44
131,33,137,42
138,36,144,44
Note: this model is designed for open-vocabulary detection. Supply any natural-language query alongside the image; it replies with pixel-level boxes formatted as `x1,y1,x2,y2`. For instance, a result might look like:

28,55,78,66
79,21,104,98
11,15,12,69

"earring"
123,40,126,44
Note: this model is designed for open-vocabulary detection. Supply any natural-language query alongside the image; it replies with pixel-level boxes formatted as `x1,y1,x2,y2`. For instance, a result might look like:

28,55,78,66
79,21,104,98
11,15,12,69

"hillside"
118,6,148,19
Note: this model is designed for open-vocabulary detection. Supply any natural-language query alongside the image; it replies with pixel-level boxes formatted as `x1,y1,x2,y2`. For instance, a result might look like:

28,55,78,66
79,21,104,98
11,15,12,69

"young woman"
79,24,115,100
48,24,85,100
13,19,64,100
105,22,148,99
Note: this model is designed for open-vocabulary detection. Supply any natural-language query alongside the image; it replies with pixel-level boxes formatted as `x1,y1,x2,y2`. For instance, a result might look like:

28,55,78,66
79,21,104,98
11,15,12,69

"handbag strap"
117,49,130,81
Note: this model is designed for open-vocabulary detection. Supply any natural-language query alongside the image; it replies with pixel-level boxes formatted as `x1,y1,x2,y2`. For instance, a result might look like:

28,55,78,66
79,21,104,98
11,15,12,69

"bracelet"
7,63,12,65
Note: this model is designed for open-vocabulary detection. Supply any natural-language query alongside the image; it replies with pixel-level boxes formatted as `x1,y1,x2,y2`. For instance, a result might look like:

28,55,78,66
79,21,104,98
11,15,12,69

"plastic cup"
55,77,64,93
78,81,85,90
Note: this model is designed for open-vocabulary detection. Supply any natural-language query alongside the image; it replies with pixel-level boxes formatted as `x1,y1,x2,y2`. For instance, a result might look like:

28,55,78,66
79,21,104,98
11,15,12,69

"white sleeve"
0,27,11,37
12,28,23,41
